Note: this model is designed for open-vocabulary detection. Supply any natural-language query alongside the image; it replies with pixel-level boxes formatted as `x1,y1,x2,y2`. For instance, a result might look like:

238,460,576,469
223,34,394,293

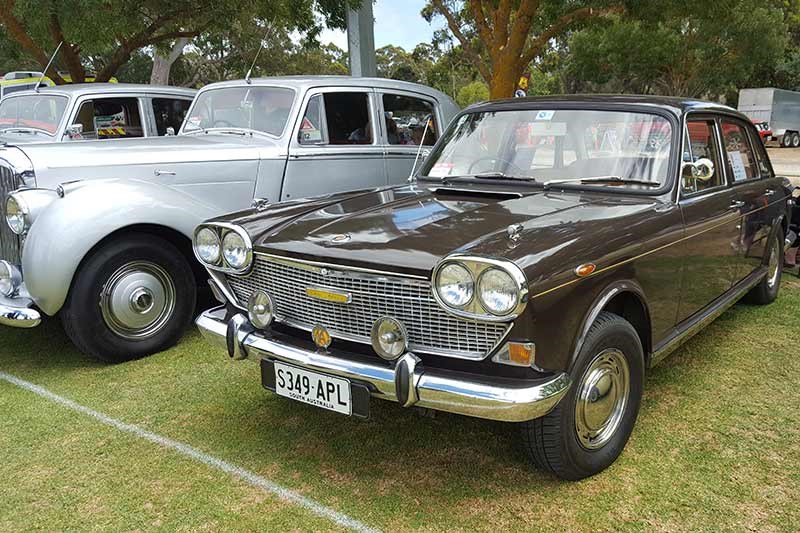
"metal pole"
346,1,376,77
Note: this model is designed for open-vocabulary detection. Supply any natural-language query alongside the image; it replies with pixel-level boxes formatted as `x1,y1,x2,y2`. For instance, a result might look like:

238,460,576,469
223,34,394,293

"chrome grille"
0,163,22,263
225,254,510,359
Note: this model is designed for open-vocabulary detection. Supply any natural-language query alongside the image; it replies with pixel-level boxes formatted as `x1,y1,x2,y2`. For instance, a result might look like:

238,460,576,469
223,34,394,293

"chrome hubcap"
767,238,780,289
100,261,176,340
574,348,630,450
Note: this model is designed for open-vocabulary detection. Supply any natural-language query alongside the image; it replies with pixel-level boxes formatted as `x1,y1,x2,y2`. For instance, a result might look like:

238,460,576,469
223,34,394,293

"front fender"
22,179,220,315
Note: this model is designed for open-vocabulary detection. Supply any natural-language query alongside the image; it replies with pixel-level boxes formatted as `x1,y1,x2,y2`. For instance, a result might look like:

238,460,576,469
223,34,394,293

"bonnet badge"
330,233,351,244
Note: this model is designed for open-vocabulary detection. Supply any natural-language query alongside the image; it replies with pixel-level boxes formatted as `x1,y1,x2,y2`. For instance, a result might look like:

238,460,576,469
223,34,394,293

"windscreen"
0,94,68,135
423,109,674,188
182,86,295,137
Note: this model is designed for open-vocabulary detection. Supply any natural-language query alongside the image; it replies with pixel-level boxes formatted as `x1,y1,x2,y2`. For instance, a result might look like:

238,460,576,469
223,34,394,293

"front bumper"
196,307,571,423
0,292,41,328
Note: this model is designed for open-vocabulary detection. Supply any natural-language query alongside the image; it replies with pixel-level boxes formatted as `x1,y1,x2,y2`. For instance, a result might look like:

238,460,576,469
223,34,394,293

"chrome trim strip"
650,267,766,367
254,251,428,280
531,194,790,300
196,307,571,422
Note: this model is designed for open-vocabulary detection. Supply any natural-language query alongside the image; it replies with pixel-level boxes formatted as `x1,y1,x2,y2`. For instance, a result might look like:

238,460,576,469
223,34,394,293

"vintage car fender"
22,178,219,316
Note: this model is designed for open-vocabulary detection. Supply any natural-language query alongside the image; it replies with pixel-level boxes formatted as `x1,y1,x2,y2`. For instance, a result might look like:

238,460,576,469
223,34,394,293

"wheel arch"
570,280,652,372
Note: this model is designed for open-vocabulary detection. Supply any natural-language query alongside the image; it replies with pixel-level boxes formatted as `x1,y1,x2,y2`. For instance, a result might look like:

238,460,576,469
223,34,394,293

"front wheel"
520,311,644,480
61,233,196,363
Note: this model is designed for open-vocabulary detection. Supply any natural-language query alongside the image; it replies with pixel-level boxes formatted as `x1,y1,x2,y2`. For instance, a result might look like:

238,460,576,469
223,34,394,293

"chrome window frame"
289,86,379,149
64,93,151,140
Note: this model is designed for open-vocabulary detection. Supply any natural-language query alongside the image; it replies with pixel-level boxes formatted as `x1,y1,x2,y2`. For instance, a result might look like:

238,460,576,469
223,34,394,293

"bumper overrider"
0,261,41,328
196,306,572,423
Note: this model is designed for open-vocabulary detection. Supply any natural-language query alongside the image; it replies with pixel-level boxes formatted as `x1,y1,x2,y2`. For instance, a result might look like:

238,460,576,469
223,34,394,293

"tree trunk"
150,38,188,85
489,58,519,99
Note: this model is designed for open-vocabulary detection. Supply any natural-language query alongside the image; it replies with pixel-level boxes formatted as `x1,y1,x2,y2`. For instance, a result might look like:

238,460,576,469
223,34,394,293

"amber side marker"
575,263,597,277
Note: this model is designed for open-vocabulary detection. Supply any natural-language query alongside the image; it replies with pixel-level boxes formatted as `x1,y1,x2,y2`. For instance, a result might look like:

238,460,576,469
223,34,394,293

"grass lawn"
1,278,800,532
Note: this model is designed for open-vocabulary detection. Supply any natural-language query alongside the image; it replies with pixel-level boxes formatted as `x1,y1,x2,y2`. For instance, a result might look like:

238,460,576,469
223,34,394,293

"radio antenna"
36,41,63,93
408,117,432,182
245,24,273,84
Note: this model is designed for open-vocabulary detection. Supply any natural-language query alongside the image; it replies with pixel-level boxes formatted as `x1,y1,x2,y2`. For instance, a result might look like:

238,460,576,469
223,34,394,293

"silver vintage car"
0,76,458,362
0,83,197,144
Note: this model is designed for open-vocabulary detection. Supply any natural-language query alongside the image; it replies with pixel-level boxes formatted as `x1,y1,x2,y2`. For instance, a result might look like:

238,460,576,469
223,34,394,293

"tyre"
745,231,783,305
792,133,800,148
782,134,791,148
520,311,644,480
61,233,196,363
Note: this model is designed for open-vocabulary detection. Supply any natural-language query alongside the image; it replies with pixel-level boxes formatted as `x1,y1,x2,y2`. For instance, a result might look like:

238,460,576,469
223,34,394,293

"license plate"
273,362,352,416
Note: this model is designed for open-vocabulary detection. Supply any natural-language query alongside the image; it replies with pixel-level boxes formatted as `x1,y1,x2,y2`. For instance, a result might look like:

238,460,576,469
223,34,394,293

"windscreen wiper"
543,175,661,189
441,171,537,184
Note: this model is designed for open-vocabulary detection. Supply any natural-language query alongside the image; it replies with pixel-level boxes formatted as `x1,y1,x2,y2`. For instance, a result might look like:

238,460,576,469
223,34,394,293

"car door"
378,90,440,184
721,118,776,280
282,87,386,202
676,116,742,322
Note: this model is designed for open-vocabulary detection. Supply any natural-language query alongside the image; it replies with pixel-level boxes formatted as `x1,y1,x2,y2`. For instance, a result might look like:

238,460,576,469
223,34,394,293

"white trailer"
738,87,800,147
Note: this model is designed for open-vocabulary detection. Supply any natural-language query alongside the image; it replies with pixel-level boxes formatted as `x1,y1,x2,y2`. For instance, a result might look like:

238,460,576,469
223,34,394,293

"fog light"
371,316,408,360
0,261,21,297
492,341,536,367
312,325,332,350
247,290,273,329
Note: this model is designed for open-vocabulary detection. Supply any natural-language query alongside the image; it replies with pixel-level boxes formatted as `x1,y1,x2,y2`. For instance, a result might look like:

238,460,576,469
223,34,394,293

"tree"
456,80,489,106
0,0,360,84
424,0,623,99
150,38,189,85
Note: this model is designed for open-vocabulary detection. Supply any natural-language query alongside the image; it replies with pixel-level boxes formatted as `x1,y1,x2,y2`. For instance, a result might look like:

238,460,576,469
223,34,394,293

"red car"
752,119,773,142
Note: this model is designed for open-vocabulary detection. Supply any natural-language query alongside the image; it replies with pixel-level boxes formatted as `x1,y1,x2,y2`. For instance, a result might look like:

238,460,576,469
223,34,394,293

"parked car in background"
752,119,772,143
738,87,800,147
196,95,791,480
0,76,458,362
0,71,54,98
0,83,196,145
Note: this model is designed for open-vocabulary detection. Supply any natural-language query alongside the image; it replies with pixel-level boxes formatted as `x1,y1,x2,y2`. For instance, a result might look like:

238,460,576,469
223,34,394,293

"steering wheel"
467,156,526,175
212,119,235,128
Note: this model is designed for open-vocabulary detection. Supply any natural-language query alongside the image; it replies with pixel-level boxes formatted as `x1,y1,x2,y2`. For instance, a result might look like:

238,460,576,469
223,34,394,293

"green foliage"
455,80,488,106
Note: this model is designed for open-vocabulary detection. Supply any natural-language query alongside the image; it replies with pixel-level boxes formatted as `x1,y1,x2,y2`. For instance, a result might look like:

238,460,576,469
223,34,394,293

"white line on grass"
0,371,380,533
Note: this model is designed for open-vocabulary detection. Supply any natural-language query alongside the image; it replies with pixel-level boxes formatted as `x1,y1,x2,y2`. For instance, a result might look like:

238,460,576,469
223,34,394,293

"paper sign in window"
729,151,747,181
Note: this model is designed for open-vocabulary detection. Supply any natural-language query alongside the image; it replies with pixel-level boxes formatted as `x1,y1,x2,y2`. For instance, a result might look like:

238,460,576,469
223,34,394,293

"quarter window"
152,97,191,136
748,127,772,177
683,119,725,194
72,97,144,140
298,92,372,146
720,121,757,182
381,94,437,146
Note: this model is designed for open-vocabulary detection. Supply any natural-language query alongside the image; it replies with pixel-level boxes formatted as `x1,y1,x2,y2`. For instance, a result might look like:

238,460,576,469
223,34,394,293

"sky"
318,0,445,52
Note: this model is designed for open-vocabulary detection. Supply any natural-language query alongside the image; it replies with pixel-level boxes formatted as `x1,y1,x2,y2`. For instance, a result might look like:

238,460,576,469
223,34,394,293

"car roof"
200,76,453,102
5,83,197,98
465,94,738,118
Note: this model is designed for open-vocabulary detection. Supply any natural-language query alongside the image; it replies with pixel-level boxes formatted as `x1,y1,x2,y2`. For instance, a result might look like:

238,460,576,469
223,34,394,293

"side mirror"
66,123,83,140
165,126,176,136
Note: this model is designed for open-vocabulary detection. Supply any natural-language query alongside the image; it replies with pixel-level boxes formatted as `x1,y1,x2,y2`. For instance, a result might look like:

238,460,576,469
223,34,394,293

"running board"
650,267,767,367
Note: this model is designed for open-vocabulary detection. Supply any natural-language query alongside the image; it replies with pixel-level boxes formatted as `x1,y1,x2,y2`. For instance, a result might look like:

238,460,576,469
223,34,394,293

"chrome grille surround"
224,253,512,360
0,162,22,263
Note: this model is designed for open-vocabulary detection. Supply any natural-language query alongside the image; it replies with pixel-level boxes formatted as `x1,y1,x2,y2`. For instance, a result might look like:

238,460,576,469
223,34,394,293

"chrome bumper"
0,292,41,328
196,307,571,423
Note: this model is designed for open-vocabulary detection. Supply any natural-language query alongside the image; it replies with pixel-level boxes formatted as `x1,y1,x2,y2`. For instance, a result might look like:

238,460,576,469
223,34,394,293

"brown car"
194,96,792,480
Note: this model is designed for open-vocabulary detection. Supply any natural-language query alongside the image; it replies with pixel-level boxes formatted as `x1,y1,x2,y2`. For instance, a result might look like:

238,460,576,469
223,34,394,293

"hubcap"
100,261,176,340
767,238,780,289
574,348,630,450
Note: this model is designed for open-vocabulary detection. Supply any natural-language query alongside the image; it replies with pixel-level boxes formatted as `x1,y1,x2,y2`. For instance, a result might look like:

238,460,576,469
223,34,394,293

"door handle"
154,169,176,177
729,200,745,210
764,188,775,196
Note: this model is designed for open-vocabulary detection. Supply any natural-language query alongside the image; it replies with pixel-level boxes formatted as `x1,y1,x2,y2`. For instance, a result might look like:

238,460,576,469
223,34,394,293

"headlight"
435,263,474,308
222,231,250,270
6,194,28,235
195,227,221,264
478,268,518,315
248,290,274,329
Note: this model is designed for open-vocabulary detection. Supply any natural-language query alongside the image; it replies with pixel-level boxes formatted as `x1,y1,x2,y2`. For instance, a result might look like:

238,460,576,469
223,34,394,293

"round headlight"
371,316,408,360
478,268,519,315
195,227,221,264
436,263,474,308
248,290,274,329
222,231,249,270
6,195,28,235
0,261,13,296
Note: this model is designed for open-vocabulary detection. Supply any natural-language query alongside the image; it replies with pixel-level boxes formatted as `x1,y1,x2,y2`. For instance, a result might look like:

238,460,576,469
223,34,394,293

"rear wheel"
61,233,196,363
792,133,800,148
745,231,782,305
520,311,644,480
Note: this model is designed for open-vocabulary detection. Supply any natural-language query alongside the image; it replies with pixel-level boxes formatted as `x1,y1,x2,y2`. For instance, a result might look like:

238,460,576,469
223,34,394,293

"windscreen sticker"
428,162,454,177
535,110,555,121
729,151,747,181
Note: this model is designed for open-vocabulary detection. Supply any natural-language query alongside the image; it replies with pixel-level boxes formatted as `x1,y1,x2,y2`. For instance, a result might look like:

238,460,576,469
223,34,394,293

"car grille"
0,162,22,263
225,254,510,360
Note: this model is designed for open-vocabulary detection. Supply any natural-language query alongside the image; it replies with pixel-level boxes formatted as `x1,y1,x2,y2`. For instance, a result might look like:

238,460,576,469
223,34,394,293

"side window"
297,92,372,146
683,119,725,194
381,93,437,146
152,97,191,136
72,97,144,140
720,120,757,182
